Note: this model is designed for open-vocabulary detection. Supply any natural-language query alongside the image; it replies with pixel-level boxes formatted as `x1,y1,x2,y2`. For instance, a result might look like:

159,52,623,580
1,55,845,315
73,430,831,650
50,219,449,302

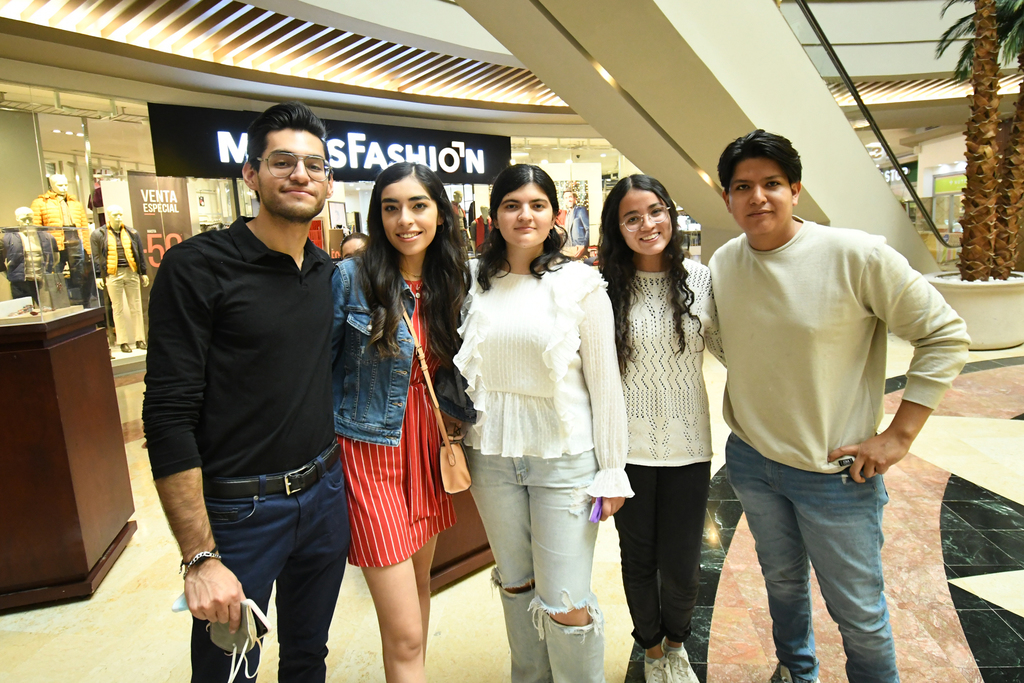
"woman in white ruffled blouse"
454,164,632,683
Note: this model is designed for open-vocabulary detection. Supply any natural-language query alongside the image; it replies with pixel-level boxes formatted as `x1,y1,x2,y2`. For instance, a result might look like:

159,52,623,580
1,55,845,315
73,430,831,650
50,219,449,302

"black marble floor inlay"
624,470,738,683
885,354,1024,397
943,474,1024,682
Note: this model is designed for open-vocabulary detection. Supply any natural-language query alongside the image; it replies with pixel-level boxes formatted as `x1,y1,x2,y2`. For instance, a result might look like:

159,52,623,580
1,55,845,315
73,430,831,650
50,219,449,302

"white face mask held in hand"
173,595,272,683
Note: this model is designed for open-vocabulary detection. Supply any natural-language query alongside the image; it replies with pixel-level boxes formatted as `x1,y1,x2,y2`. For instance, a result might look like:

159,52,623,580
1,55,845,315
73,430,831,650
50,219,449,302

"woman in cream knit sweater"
455,164,632,683
598,175,722,683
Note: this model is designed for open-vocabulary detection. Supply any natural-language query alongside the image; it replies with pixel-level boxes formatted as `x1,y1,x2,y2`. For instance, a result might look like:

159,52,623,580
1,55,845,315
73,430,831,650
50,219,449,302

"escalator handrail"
791,0,954,249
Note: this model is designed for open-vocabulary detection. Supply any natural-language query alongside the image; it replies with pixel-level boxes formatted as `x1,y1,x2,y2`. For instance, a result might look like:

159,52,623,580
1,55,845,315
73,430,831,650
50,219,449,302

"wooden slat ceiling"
831,74,1024,107
0,0,567,107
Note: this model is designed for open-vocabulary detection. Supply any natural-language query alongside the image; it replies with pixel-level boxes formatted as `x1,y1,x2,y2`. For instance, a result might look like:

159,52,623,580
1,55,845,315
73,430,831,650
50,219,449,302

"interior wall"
0,110,46,225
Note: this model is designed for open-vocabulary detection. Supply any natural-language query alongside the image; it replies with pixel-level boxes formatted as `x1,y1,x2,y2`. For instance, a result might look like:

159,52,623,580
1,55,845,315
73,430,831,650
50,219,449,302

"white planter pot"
925,271,1024,350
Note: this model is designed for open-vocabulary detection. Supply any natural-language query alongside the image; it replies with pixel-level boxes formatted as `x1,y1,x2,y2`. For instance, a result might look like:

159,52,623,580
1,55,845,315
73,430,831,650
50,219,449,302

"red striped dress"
338,280,457,567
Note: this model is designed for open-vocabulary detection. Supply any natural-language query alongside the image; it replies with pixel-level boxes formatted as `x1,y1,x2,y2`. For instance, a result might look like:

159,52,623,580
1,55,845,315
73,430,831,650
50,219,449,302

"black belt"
203,442,339,499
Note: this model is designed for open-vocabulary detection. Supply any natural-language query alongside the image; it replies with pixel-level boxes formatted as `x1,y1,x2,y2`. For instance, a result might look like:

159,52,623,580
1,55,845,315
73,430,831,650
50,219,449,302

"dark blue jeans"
191,455,350,683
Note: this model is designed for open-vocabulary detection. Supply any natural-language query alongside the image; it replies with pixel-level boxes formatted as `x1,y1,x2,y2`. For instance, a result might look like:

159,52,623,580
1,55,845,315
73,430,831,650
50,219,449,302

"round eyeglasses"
621,205,669,232
256,152,330,182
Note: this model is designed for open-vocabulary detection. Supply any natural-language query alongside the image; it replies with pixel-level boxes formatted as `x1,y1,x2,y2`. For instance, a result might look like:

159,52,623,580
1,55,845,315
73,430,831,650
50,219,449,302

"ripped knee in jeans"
491,567,535,595
529,592,604,641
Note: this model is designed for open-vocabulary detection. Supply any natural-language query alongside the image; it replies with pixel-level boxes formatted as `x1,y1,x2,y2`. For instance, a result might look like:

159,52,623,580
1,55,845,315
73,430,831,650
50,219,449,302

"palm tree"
937,0,1024,280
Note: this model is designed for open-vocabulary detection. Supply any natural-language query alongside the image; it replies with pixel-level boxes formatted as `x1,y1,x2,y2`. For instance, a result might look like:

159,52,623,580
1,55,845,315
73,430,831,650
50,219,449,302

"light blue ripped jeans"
467,448,605,683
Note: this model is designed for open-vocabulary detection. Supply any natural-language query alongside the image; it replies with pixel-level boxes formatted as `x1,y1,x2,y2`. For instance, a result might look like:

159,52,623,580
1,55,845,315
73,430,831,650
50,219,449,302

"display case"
0,224,100,325
0,308,136,609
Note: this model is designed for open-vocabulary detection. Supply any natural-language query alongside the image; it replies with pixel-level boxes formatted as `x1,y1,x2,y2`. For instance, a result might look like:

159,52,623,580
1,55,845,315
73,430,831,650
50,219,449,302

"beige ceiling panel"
124,0,189,42
48,0,93,26
170,0,246,52
251,24,329,71
76,0,123,33
100,0,162,38
188,5,262,57
148,0,218,48
209,11,280,62
3,0,562,106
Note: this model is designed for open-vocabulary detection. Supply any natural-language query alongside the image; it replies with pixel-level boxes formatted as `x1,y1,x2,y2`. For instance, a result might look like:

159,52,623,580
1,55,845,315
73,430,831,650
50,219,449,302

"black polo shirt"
143,218,335,480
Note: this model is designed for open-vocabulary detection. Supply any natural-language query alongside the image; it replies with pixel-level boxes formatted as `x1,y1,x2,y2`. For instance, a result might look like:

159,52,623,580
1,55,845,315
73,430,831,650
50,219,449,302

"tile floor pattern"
2,339,1023,683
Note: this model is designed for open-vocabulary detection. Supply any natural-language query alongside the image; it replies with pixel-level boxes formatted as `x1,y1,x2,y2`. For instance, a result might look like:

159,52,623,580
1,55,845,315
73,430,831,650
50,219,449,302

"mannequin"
91,204,148,353
452,190,467,231
0,207,58,305
31,174,94,305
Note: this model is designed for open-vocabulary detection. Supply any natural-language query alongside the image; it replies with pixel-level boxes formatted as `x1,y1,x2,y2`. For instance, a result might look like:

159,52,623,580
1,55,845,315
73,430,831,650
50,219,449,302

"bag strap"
400,304,459,459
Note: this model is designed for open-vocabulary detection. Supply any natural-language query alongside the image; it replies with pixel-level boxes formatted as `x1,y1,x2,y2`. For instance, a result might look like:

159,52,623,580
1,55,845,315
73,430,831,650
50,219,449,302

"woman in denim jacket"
332,162,472,683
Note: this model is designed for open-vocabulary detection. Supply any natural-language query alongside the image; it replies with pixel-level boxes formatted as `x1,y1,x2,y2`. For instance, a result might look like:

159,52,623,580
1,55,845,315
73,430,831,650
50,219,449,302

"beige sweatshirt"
708,221,969,473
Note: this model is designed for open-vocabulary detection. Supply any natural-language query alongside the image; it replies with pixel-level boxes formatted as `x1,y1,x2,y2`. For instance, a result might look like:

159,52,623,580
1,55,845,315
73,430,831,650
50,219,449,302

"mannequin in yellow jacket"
30,174,95,305
91,205,149,353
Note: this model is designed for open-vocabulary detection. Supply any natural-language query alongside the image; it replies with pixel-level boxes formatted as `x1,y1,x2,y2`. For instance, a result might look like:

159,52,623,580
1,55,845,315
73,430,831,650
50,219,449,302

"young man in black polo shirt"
143,102,349,682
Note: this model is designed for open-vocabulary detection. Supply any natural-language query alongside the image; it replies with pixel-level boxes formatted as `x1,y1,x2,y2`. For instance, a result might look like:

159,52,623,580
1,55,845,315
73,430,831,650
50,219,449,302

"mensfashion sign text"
149,103,511,184
217,132,486,176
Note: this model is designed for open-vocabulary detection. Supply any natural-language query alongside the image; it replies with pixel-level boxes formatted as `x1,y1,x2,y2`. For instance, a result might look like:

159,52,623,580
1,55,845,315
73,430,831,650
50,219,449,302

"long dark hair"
477,164,568,291
359,162,470,366
598,175,701,374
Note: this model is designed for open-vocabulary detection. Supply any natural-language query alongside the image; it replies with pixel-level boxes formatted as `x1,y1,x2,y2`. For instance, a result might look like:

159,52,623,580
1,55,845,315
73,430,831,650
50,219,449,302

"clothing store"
0,88,510,366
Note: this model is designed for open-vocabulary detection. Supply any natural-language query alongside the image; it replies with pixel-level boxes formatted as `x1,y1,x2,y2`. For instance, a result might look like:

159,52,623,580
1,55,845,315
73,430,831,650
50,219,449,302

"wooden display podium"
0,309,136,610
429,490,493,592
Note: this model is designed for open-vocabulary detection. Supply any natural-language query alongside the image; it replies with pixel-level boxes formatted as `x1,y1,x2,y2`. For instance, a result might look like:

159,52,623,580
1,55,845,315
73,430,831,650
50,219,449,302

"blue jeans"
191,453,350,683
725,434,898,683
468,448,605,683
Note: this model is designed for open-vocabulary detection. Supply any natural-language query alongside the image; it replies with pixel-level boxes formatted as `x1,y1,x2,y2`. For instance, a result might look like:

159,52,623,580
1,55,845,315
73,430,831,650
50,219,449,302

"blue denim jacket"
331,258,475,446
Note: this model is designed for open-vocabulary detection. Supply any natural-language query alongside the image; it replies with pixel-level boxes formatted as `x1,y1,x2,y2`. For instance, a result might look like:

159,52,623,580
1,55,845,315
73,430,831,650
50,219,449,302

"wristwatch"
180,548,221,578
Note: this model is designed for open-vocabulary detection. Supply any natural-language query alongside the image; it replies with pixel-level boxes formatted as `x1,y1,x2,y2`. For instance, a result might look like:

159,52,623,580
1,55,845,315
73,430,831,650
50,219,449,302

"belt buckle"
283,462,314,496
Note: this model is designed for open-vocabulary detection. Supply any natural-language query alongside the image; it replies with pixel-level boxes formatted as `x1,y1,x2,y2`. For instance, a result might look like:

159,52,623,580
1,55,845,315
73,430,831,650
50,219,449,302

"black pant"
191,457,350,682
613,461,711,649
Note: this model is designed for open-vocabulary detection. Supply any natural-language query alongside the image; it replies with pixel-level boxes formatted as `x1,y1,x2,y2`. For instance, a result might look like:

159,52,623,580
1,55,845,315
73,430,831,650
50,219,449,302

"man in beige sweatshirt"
709,130,969,683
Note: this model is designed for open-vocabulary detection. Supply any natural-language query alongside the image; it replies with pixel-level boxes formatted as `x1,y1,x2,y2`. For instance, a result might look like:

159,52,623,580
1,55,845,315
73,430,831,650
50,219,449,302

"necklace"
404,276,423,298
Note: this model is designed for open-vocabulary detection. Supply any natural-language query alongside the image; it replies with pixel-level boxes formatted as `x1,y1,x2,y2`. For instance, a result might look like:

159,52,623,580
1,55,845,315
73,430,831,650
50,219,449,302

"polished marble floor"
1,336,1022,682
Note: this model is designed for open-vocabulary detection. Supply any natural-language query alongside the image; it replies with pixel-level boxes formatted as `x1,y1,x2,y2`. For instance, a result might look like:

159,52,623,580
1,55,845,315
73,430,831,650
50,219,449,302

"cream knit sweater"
709,221,969,473
455,260,633,498
622,262,722,466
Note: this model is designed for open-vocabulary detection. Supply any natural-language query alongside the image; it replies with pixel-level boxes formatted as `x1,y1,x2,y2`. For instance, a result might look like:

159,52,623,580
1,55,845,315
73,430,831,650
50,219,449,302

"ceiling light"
52,129,61,133
77,133,84,137
600,154,607,158
540,159,549,165
65,131,74,135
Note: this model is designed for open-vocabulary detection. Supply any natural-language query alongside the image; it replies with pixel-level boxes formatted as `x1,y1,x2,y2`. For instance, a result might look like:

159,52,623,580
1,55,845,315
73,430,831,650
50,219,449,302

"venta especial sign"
148,103,511,184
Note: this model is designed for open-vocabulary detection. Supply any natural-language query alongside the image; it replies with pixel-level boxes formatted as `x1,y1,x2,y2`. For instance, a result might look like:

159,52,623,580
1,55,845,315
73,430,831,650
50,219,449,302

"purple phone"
589,497,603,523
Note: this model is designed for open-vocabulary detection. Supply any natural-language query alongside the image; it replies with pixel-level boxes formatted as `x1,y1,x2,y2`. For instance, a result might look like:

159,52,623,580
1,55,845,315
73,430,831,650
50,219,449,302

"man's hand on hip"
828,399,933,484
185,559,246,632
828,431,910,483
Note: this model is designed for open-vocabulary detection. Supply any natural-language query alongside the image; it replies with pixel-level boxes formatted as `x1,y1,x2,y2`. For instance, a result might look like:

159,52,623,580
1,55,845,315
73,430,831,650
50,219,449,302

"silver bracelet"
180,550,221,579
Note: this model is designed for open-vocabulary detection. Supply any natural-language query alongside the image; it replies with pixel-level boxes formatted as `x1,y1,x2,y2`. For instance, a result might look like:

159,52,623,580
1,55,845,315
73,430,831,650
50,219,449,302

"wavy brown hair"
360,162,470,366
598,174,701,374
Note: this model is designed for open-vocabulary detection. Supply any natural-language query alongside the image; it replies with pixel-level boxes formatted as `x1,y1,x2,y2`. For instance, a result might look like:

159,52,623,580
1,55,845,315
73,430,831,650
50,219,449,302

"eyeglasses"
256,152,330,182
621,205,669,232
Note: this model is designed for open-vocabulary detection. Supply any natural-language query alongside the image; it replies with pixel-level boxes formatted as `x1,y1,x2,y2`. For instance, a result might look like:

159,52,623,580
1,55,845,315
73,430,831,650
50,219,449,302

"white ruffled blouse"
455,261,633,499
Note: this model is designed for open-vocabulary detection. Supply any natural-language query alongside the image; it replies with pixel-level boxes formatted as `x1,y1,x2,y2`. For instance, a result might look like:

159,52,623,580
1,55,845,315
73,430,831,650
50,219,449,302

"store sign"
934,174,967,195
127,173,193,270
880,160,918,185
149,103,511,184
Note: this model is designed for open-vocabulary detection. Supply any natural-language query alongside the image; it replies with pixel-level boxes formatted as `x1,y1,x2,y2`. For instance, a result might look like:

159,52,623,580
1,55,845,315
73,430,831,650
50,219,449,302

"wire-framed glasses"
256,152,330,182
621,205,669,232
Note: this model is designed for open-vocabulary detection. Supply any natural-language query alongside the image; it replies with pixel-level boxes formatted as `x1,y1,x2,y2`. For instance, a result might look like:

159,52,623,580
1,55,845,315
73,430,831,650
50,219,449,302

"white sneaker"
644,655,673,683
769,663,820,683
664,643,699,683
